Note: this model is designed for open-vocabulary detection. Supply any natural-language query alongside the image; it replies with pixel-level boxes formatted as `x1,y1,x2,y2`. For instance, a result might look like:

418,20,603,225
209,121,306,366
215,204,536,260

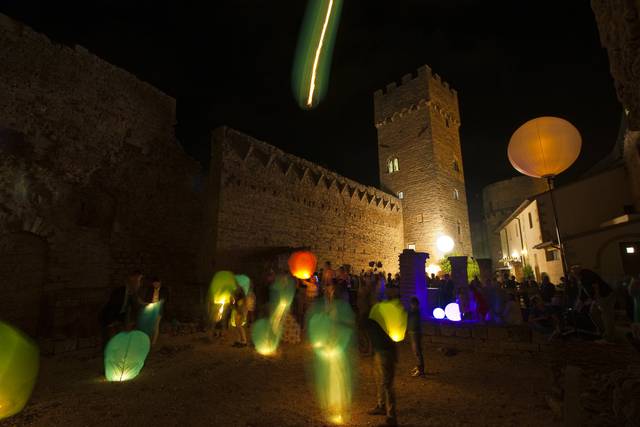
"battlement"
373,64,457,99
373,64,458,125
213,127,402,212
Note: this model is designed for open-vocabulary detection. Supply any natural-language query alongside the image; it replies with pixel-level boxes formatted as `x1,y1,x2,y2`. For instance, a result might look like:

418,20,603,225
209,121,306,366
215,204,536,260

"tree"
437,254,480,283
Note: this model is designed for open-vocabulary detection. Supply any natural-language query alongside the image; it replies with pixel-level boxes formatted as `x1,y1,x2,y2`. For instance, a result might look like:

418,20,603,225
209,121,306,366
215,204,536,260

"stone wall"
374,65,472,261
591,0,640,212
201,127,405,279
0,13,203,350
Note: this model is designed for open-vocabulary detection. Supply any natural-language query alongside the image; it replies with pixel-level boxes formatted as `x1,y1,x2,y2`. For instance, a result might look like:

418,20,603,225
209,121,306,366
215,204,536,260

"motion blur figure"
407,297,424,377
365,318,398,426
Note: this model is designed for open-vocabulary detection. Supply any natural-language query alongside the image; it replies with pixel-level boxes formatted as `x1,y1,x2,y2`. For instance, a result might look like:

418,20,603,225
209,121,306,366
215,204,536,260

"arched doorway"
0,232,48,336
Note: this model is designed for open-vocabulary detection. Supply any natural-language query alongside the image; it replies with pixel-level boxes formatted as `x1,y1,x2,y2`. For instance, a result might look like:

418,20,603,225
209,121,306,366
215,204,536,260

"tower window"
445,117,450,128
387,157,399,174
457,220,461,236
453,189,460,200
397,191,404,200
453,159,460,172
528,212,533,229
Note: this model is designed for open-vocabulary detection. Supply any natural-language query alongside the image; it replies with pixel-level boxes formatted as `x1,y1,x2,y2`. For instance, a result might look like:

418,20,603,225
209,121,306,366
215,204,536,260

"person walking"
366,318,398,426
407,297,425,377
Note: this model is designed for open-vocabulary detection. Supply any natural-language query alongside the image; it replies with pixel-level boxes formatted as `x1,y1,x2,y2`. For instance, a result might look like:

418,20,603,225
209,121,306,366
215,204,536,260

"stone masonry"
375,65,472,261
0,13,203,350
201,127,405,279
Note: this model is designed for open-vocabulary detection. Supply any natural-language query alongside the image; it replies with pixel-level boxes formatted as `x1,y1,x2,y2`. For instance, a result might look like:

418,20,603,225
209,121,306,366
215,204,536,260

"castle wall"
0,13,203,350
374,65,472,261
203,127,404,278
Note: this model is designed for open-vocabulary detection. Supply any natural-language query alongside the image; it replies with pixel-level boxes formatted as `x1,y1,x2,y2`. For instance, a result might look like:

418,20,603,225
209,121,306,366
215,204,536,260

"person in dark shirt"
407,297,424,377
572,267,616,343
365,318,398,426
539,274,555,304
100,270,145,349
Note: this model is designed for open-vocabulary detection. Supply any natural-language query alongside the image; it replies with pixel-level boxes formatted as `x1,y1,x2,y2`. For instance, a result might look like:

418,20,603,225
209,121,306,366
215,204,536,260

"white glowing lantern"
425,264,441,276
444,303,461,322
433,308,445,320
436,236,455,254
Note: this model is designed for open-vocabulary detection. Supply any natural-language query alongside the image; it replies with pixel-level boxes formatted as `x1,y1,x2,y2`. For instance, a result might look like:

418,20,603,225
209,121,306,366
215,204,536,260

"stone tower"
374,65,472,260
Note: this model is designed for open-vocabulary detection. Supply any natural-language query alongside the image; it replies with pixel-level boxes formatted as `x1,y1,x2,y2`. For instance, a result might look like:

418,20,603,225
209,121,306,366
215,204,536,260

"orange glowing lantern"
288,250,317,280
507,116,581,178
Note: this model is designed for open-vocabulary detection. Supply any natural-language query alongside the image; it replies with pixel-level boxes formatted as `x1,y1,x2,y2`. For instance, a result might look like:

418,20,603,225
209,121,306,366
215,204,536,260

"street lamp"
507,116,582,279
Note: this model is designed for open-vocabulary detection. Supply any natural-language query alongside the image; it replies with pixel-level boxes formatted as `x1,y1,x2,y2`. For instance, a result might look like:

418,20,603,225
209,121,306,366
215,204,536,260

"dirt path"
2,333,560,427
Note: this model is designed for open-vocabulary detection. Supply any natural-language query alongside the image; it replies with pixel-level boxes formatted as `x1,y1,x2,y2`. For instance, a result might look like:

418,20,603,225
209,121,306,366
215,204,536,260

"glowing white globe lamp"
444,303,461,322
433,308,445,320
436,235,454,254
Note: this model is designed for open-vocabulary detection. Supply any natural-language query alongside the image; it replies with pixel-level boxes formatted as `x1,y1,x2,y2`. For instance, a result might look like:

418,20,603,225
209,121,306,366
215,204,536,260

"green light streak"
292,0,344,109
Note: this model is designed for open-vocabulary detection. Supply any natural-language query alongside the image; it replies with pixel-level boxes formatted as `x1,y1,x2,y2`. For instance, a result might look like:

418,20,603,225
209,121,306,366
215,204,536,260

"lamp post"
507,116,582,280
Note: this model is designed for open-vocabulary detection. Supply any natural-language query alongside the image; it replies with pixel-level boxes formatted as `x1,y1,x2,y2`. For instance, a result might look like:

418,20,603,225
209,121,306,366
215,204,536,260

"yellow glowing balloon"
508,116,581,178
369,299,408,342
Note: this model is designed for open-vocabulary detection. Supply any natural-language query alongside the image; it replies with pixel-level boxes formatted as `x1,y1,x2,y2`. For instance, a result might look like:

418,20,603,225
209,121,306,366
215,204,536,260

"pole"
546,177,568,279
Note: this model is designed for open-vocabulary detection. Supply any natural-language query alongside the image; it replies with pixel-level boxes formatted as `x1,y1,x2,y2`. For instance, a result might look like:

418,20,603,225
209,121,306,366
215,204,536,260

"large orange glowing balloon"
288,250,317,280
508,117,581,178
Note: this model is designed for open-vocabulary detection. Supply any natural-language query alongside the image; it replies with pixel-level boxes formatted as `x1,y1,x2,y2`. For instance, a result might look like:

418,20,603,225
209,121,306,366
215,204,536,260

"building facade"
374,65,472,261
482,176,548,270
498,166,640,284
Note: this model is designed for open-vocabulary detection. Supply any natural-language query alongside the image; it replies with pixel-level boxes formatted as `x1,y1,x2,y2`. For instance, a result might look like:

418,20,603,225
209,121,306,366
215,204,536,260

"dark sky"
1,1,622,220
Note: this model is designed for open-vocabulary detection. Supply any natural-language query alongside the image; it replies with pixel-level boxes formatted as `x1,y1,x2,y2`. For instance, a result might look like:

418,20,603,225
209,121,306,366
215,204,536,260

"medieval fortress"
0,13,471,344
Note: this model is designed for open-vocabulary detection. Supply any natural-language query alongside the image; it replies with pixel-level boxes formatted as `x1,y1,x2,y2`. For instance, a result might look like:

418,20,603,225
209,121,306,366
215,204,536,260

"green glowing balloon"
235,274,251,296
307,299,355,424
0,322,39,420
251,274,296,356
292,0,344,109
137,301,164,339
208,271,237,304
104,330,150,382
369,299,408,342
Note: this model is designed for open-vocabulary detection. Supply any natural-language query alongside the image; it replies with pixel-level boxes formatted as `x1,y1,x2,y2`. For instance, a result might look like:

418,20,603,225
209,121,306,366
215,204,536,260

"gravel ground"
1,332,561,427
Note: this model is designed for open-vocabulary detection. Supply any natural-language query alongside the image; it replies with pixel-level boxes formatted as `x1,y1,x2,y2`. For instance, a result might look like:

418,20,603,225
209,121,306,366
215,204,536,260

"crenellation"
401,73,413,84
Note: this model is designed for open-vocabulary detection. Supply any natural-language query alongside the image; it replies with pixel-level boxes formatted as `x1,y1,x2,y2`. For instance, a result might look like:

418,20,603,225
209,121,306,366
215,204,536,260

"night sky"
1,1,622,220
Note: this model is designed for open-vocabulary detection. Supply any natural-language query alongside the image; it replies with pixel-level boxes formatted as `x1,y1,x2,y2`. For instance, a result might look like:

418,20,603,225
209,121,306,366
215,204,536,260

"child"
232,288,248,347
407,297,424,377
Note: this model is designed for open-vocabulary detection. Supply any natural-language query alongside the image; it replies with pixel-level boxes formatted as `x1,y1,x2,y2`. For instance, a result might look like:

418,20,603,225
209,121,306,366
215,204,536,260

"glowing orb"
369,299,408,342
433,307,446,320
436,235,455,254
137,301,164,339
209,271,237,305
288,250,317,280
104,330,150,382
251,275,296,356
508,116,581,178
307,299,354,425
235,274,251,295
0,322,39,420
444,303,461,322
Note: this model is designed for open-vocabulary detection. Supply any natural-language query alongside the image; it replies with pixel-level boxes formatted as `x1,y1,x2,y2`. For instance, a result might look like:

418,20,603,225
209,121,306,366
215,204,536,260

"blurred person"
100,270,145,348
366,318,398,426
407,297,424,377
528,296,559,339
144,277,168,345
572,266,616,343
503,293,523,325
539,274,555,304
231,287,248,347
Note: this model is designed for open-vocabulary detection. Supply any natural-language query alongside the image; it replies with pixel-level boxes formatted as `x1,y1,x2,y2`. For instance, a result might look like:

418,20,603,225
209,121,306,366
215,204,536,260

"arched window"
453,188,460,200
387,157,399,174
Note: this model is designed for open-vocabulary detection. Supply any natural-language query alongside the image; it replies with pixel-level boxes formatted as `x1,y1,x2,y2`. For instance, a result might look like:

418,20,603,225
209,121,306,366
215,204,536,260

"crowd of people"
427,266,640,346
